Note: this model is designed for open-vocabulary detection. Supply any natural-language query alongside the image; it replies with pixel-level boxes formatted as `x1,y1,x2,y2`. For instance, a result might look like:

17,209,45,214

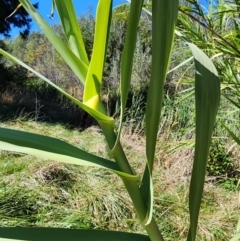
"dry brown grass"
120,127,239,240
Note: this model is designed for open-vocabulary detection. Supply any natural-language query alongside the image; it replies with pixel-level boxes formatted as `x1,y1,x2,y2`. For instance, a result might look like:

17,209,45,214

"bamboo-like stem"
99,123,164,241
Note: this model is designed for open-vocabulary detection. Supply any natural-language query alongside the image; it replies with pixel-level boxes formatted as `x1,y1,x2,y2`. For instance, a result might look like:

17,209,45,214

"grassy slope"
0,120,239,241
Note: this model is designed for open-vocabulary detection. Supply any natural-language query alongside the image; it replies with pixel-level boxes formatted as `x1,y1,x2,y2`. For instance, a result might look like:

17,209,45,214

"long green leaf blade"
0,227,150,241
83,0,112,114
141,0,179,225
0,127,140,182
145,0,178,174
18,0,88,84
110,0,144,156
179,35,221,241
0,127,117,169
54,0,89,65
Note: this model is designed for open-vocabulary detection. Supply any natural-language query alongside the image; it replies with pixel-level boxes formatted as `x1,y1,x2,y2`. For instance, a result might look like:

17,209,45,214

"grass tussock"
0,121,239,240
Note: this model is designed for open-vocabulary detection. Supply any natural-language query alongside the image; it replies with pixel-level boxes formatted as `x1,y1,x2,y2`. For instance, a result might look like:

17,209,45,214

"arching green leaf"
0,127,140,183
0,48,114,126
18,0,87,84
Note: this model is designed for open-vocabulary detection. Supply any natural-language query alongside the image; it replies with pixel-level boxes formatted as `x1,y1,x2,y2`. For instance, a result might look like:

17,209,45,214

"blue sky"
9,0,126,38
8,0,208,38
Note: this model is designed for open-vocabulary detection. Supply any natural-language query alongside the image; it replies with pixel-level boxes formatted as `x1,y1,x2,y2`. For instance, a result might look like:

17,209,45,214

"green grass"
0,119,239,240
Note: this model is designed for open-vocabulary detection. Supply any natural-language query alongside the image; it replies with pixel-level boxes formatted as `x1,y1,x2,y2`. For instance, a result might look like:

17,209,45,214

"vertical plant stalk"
101,1,178,240
100,123,164,241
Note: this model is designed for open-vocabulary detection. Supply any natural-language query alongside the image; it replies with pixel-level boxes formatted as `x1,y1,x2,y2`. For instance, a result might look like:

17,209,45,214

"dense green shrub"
207,139,234,177
206,139,240,190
